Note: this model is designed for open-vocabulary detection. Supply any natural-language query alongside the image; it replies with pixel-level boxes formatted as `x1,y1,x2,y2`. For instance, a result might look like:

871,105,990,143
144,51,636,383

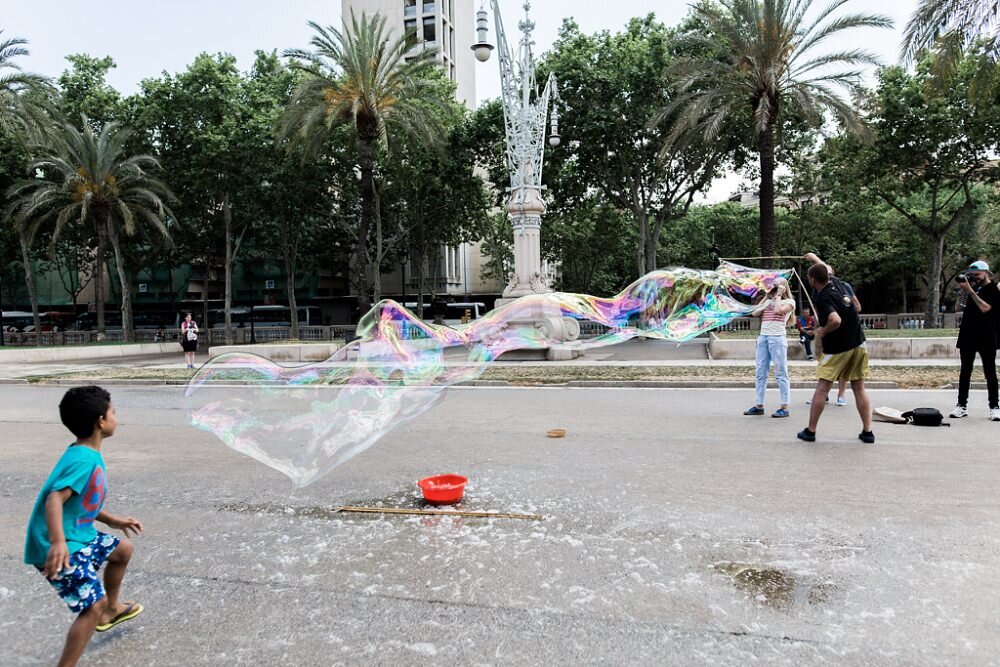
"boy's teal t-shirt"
24,445,108,566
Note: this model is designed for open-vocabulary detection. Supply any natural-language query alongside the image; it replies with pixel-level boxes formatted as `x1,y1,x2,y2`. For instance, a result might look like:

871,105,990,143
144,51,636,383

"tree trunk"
924,233,945,328
19,233,42,339
758,122,777,265
356,138,375,319
645,232,657,275
417,248,426,319
109,230,134,343
900,272,908,313
372,201,383,304
223,193,234,345
635,209,648,277
286,251,299,341
95,216,109,337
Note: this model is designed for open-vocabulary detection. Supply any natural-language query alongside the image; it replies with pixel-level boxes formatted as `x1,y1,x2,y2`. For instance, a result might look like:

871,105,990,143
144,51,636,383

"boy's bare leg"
58,597,105,667
101,537,134,620
851,379,872,431
838,379,848,400
808,379,833,431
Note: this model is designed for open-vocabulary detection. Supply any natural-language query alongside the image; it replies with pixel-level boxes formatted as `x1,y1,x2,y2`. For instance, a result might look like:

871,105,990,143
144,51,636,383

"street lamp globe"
473,42,494,62
471,5,494,62
548,133,561,147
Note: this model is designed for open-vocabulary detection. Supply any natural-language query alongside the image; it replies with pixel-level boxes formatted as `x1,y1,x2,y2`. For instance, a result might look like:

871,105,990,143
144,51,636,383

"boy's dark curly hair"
59,386,112,439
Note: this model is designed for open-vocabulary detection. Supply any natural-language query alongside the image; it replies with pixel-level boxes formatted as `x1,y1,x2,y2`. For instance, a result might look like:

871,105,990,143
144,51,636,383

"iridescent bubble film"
186,263,790,486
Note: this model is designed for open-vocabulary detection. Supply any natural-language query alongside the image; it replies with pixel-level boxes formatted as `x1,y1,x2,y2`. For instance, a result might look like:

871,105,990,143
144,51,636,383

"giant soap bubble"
186,262,789,486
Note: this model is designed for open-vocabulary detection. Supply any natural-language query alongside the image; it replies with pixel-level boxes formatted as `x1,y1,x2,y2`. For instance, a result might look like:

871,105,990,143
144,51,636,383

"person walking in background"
798,263,874,443
950,261,1000,421
797,306,816,360
804,252,862,406
744,278,795,418
180,313,199,369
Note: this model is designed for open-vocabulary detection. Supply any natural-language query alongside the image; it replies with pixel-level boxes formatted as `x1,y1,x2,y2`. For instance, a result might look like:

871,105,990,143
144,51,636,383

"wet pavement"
1,384,997,665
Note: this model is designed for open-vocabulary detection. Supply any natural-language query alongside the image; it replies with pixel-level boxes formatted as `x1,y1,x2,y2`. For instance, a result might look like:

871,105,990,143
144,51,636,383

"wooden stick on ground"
336,506,544,520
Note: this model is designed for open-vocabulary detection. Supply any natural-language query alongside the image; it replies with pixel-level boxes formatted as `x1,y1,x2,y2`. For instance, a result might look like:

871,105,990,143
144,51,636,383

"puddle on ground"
712,561,834,610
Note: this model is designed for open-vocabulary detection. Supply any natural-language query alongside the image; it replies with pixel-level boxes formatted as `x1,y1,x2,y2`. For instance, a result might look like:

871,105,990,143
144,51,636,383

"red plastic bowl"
417,474,468,506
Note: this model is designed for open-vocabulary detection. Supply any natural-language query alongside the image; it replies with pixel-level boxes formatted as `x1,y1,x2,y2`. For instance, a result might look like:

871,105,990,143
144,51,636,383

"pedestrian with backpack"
950,261,1000,421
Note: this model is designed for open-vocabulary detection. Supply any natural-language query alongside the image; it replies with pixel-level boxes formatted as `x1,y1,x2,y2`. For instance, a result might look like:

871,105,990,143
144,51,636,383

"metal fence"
0,326,358,347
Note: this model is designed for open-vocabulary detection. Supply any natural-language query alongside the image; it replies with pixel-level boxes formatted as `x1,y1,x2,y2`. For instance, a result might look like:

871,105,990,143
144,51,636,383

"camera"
957,272,974,284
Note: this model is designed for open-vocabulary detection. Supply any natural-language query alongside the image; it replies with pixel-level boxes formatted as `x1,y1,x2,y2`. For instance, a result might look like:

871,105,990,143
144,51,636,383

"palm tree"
281,12,444,316
2,196,44,337
902,0,999,96
0,32,55,142
7,116,175,342
658,0,892,260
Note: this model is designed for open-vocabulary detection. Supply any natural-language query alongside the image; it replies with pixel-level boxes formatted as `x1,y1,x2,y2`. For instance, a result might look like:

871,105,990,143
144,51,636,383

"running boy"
24,386,143,667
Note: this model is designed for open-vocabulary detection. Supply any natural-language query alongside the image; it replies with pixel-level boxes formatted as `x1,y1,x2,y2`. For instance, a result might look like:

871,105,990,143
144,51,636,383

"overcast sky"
5,0,919,199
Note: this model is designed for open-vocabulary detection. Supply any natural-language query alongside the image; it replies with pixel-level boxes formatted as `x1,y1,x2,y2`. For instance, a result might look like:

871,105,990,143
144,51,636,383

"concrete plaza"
1,383,997,665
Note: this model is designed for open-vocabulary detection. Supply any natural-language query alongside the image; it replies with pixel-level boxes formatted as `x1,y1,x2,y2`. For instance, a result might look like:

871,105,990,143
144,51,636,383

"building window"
423,16,436,42
404,18,417,38
404,0,416,16
423,1,436,14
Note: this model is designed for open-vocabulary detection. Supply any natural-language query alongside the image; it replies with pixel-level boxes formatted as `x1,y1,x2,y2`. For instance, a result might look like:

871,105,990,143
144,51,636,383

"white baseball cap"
968,260,991,273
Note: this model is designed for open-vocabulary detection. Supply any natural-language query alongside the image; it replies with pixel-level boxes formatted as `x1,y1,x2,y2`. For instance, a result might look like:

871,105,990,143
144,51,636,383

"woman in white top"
744,278,795,417
180,313,199,369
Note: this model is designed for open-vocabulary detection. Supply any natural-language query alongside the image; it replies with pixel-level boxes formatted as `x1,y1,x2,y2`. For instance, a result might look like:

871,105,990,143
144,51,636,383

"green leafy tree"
823,58,1000,324
7,117,175,341
661,0,892,261
381,80,489,314
56,54,122,129
136,53,256,338
543,16,743,277
246,54,347,339
543,195,634,295
281,12,445,317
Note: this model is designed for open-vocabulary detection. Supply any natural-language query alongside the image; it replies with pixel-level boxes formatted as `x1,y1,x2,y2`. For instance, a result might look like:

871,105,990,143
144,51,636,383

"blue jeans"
756,335,790,406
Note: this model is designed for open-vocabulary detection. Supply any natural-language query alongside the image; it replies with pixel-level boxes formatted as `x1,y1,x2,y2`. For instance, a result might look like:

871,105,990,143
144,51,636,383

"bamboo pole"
720,255,806,262
335,505,544,520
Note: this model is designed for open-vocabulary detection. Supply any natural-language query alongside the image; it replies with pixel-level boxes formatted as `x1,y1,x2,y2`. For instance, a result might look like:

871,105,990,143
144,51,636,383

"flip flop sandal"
96,602,143,632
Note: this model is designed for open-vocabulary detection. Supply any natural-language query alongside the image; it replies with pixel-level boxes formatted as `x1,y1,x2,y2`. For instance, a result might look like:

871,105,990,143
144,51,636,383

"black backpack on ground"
900,408,950,427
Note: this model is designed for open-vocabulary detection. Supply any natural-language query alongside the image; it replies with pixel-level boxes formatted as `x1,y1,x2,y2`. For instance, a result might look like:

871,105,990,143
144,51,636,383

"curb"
12,378,901,390
462,380,899,389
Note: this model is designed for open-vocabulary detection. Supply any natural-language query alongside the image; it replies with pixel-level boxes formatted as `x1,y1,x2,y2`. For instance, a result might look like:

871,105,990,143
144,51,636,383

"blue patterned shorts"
38,532,120,613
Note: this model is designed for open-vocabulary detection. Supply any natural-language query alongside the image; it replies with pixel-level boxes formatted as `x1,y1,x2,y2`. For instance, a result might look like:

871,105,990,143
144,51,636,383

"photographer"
951,261,1000,421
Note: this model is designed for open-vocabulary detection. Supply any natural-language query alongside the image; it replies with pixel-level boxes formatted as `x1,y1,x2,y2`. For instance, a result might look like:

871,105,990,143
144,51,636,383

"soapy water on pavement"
185,263,789,486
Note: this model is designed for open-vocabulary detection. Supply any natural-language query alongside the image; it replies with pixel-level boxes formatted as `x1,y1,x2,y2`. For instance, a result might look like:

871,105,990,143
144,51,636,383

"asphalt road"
1,384,997,665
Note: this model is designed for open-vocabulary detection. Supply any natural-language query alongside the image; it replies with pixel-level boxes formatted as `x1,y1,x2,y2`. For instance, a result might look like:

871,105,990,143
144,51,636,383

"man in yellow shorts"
797,263,874,443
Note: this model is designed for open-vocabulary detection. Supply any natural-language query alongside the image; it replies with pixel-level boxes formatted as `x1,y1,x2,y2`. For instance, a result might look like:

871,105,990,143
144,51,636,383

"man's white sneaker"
990,408,1000,422
949,405,968,418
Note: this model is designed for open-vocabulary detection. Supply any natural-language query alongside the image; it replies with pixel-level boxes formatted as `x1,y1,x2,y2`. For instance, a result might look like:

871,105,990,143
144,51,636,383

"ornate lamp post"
473,1,562,301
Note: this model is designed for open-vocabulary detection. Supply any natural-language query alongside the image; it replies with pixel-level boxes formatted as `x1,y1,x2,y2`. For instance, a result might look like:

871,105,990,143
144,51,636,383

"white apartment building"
342,0,504,302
